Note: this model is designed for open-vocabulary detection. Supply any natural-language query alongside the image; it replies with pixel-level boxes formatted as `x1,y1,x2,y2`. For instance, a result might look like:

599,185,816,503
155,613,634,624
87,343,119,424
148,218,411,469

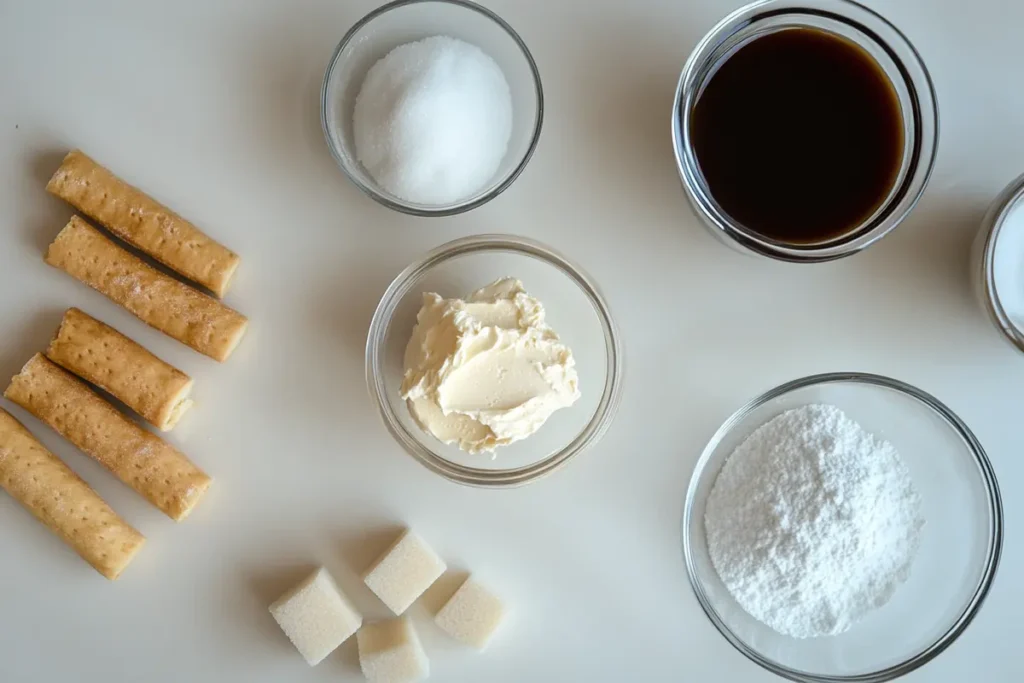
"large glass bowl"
366,235,623,486
682,372,1003,682
321,0,543,216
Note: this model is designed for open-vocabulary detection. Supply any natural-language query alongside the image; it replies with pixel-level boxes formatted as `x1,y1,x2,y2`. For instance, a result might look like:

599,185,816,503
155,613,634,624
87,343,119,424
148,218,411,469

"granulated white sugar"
353,35,513,205
705,404,924,638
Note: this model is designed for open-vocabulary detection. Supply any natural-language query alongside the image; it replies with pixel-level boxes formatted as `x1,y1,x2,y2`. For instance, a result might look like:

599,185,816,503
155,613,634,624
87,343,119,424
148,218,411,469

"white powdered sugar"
705,404,924,638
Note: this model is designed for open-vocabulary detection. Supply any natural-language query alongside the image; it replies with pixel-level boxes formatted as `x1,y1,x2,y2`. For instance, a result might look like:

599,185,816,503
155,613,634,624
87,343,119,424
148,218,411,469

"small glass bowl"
971,172,1024,354
321,0,543,216
365,235,623,487
673,0,939,262
682,372,1003,682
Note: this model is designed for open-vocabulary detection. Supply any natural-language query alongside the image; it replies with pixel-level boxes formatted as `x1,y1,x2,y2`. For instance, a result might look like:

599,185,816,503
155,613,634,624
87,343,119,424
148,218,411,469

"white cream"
400,278,580,454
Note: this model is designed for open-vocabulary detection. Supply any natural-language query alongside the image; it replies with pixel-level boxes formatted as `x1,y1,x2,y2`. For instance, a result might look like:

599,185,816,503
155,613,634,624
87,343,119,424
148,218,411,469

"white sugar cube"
269,567,362,666
357,617,429,683
434,577,506,650
364,529,446,614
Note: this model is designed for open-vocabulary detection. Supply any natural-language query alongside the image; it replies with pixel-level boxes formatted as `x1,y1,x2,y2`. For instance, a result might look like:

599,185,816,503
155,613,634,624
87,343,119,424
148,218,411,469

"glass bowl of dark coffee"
672,0,938,262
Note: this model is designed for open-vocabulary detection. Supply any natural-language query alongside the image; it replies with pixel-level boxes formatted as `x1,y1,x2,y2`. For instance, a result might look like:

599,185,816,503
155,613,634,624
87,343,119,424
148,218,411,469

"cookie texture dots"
269,567,362,666
363,529,446,615
46,149,240,297
44,216,248,362
5,354,211,522
357,617,429,683
434,576,506,650
45,307,194,431
0,408,145,579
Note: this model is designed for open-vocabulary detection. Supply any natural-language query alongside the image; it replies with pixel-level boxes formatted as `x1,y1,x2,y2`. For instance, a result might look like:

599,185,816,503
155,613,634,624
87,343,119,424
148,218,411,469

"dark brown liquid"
690,28,904,244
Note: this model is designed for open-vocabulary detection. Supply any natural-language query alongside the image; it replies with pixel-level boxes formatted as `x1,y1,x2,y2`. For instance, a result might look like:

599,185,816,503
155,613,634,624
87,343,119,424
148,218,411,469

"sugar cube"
357,617,429,683
269,567,362,666
364,529,446,614
434,577,506,650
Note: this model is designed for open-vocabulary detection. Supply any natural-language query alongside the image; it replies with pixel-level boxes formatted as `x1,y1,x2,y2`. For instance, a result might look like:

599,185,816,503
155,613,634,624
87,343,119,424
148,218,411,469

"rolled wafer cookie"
45,216,248,362
5,354,212,522
46,150,240,297
46,307,193,431
0,408,144,580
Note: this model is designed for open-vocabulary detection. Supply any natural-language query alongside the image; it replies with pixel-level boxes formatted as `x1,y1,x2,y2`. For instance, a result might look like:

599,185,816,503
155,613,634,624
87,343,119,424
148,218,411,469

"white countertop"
0,1,1020,681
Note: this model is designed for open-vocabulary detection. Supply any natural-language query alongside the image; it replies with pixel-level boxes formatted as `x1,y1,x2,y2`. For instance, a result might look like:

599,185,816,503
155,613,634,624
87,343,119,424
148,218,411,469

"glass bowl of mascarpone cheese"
366,234,623,486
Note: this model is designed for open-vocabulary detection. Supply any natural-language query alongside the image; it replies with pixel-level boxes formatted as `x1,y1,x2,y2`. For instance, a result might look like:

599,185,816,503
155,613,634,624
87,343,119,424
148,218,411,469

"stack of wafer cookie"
45,150,248,361
0,150,246,580
1,312,211,579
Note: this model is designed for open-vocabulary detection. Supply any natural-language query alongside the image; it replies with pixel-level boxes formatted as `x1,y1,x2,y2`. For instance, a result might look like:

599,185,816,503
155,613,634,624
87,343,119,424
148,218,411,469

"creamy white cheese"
400,278,581,454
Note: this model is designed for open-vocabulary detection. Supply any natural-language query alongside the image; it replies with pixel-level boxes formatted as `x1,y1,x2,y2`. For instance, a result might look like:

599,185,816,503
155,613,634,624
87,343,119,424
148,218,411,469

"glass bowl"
673,0,939,262
971,171,1024,354
321,0,543,216
682,372,1003,682
366,235,623,487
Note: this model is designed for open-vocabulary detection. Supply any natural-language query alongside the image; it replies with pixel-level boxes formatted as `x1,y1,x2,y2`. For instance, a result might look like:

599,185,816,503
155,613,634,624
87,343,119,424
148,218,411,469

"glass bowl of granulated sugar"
321,0,543,216
682,372,1003,682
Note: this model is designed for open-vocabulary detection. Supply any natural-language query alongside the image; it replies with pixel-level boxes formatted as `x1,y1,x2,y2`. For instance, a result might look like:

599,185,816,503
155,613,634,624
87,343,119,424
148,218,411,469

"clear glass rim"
681,371,1004,682
365,234,624,487
979,173,1024,353
672,0,940,262
320,0,545,217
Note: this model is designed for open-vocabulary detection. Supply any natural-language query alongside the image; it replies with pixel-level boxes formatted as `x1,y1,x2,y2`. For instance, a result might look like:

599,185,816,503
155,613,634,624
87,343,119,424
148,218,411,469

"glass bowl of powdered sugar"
682,372,1003,682
321,0,542,216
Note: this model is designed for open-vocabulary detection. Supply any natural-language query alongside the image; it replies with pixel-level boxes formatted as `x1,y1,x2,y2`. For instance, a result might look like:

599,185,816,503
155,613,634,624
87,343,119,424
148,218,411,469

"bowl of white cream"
366,235,623,486
321,0,543,216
